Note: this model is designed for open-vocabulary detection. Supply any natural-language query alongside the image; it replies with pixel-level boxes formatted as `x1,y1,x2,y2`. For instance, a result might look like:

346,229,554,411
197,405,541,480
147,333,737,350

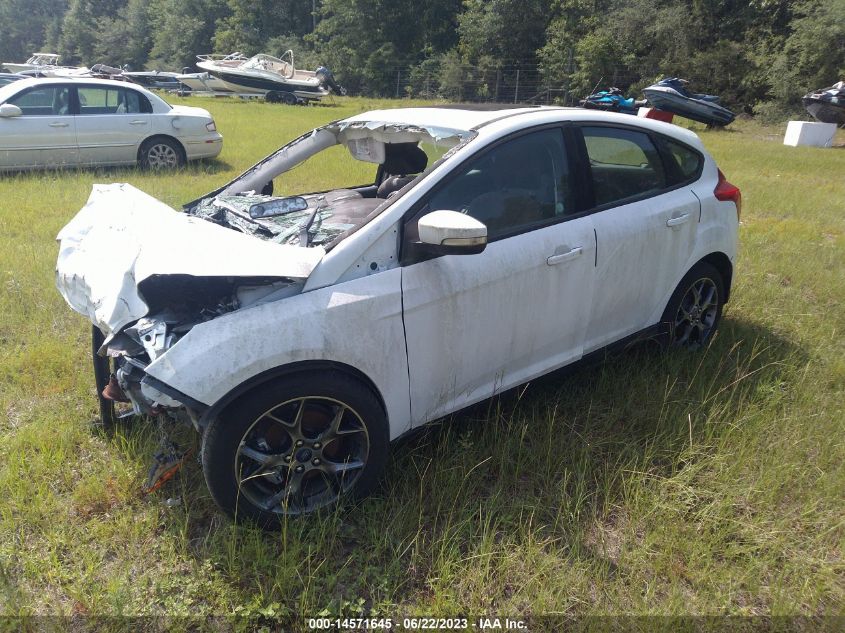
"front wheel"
661,262,725,349
92,325,115,428
201,370,389,528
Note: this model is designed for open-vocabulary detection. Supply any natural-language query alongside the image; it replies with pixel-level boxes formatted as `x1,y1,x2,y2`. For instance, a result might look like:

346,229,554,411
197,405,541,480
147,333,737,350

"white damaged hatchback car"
56,105,740,527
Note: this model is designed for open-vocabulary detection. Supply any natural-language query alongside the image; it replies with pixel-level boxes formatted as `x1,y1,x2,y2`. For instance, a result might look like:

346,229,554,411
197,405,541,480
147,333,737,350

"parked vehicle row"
0,78,222,170
55,104,741,528
2,50,346,104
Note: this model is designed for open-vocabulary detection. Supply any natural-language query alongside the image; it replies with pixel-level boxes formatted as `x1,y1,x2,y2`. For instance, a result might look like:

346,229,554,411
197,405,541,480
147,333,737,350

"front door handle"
49,122,69,128
129,120,148,125
666,213,692,227
547,246,583,266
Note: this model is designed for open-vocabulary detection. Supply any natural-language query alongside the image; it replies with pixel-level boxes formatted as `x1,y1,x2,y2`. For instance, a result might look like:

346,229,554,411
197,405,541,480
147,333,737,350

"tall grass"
0,99,843,628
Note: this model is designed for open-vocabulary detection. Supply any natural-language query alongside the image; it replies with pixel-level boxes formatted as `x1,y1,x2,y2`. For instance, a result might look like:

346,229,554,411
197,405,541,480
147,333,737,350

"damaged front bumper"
59,184,322,424
91,320,208,431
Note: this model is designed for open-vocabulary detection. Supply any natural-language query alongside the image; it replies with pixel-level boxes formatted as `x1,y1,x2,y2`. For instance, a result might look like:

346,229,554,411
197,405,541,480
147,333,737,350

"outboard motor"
315,66,347,95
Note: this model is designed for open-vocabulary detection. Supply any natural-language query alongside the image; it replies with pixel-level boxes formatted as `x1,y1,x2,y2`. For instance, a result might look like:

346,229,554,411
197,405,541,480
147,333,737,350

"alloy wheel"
234,396,369,515
672,277,719,348
146,143,179,169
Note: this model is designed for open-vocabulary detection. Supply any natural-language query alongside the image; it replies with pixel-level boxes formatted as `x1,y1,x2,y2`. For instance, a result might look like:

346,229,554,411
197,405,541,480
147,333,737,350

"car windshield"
188,121,472,248
0,81,26,103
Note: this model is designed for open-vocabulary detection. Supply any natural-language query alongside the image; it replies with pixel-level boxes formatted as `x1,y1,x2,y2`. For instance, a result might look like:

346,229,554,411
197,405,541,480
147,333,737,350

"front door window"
425,128,574,239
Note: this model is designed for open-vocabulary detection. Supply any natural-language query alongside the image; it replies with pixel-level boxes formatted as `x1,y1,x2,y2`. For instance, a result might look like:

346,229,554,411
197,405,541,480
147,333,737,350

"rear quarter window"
659,138,704,185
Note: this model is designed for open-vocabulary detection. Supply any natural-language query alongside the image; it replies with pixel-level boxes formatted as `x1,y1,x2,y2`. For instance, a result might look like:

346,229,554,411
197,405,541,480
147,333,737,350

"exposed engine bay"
103,273,304,421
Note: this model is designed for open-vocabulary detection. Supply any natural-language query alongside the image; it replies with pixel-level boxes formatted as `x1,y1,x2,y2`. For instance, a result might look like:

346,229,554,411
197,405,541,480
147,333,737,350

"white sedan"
0,77,222,170
56,105,740,526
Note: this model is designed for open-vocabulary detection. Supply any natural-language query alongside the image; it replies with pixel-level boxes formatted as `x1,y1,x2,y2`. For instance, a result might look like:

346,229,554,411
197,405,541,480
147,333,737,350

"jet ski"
643,78,735,126
580,87,645,115
802,81,845,125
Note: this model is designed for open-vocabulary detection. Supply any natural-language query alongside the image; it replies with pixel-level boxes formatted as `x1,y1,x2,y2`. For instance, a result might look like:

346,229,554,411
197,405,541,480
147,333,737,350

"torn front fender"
56,183,325,336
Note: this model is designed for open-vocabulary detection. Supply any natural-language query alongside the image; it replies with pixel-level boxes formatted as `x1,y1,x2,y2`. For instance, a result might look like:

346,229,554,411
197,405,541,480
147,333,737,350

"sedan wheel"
202,371,388,527
662,262,725,349
139,138,184,169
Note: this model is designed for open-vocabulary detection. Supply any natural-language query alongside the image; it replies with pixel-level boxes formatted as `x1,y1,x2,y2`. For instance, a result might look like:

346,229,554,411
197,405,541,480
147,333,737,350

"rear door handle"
547,246,583,266
49,122,69,128
666,213,691,227
129,120,147,125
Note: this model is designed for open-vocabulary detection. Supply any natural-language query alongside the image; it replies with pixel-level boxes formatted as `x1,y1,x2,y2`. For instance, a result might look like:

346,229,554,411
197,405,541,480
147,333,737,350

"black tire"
280,92,298,105
202,370,389,529
92,325,115,429
265,91,282,103
138,137,185,170
661,261,725,349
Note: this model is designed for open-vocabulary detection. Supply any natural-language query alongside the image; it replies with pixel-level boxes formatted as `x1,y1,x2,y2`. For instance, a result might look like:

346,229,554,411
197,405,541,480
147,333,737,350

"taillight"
206,121,217,132
714,168,741,221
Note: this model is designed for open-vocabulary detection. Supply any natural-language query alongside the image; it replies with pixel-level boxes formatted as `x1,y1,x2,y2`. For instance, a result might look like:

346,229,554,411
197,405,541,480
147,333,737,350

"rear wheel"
661,262,724,349
139,137,185,169
202,370,389,528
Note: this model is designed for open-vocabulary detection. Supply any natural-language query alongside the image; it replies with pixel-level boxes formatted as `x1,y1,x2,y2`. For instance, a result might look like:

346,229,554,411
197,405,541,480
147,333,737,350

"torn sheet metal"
56,183,324,336
328,120,471,146
197,118,473,202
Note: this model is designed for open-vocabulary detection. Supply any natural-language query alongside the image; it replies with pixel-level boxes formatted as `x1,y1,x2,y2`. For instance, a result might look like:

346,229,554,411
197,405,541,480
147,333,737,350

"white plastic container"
783,121,837,148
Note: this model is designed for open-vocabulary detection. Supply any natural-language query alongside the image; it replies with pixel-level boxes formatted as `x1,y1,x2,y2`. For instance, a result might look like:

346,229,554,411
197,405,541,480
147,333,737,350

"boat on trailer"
174,71,233,94
197,50,345,103
643,77,735,126
1,52,62,73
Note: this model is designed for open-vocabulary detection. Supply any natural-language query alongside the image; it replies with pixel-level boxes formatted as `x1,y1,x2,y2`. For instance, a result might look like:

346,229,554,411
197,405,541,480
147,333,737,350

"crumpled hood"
56,183,325,335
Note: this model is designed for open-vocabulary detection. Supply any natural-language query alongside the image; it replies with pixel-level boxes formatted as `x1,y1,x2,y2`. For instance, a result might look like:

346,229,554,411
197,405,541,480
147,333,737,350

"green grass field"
1,97,843,630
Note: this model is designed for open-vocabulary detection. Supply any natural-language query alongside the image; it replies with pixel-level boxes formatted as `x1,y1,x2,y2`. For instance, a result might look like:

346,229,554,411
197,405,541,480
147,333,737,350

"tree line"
1,0,842,116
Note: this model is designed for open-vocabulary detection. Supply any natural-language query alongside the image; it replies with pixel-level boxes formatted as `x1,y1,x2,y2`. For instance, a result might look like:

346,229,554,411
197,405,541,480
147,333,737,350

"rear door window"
581,126,666,207
77,87,149,115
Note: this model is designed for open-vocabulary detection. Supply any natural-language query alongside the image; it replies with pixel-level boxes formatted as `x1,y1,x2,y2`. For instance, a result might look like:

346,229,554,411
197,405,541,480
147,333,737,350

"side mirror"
417,210,487,255
0,104,22,118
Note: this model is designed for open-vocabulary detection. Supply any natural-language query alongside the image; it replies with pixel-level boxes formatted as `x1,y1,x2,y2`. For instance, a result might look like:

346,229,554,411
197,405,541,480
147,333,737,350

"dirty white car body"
0,77,222,170
56,105,740,526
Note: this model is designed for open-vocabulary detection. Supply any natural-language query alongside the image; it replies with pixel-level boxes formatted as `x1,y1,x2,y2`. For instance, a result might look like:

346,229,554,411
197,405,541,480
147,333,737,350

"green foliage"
213,0,313,55
458,0,551,65
765,0,845,112
310,0,461,95
147,0,229,70
0,0,67,63
0,0,843,114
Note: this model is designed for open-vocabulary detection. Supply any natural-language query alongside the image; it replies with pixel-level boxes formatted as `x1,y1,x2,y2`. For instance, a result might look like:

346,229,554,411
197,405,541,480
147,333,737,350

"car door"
577,125,700,352
400,127,596,426
0,84,77,168
74,85,150,165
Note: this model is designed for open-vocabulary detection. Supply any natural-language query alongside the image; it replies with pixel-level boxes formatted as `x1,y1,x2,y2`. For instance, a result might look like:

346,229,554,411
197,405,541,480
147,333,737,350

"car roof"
341,105,557,133
339,104,702,147
5,76,151,91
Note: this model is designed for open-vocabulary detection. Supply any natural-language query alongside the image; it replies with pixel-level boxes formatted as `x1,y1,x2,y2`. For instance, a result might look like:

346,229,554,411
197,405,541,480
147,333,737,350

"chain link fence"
371,62,647,105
